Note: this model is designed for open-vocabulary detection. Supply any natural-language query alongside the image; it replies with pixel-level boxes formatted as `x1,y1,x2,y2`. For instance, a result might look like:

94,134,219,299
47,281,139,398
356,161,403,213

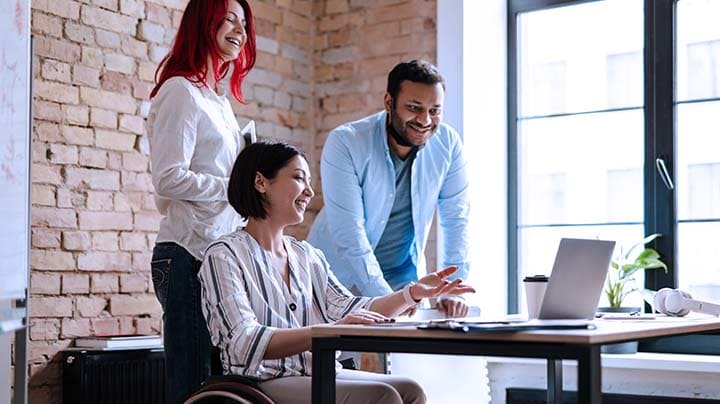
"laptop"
537,238,616,320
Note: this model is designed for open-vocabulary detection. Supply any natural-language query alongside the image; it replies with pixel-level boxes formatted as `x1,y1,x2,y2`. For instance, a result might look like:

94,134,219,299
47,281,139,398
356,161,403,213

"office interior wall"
25,0,437,402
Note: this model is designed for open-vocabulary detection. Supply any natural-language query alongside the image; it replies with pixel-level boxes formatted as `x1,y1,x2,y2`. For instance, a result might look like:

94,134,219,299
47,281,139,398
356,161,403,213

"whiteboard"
0,0,31,300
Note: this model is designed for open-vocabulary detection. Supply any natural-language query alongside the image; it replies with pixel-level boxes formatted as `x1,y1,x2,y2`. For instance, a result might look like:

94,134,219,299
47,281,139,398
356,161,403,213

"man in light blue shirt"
308,60,470,317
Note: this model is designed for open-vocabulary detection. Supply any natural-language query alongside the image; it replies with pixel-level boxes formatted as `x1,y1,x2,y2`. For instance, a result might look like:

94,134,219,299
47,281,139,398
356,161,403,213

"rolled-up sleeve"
437,132,471,281
148,80,229,202
199,246,275,375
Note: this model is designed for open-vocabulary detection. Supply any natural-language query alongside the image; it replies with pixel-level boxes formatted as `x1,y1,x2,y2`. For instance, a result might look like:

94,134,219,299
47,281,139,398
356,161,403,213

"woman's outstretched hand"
335,309,395,325
410,266,475,301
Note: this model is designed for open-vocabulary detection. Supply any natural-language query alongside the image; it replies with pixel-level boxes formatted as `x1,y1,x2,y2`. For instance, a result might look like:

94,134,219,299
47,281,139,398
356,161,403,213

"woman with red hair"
146,0,256,402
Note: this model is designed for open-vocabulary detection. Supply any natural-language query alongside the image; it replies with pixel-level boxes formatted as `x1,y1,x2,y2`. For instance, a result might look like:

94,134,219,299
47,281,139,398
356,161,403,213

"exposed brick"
81,45,105,68
65,167,120,191
29,319,60,341
90,317,120,336
32,228,61,248
35,80,79,104
86,191,114,210
145,3,171,26
32,11,63,38
133,212,161,232
119,316,135,335
30,297,73,318
122,36,148,59
35,36,81,64
72,64,101,87
62,231,91,251
148,43,169,64
119,231,146,251
132,251,152,271
77,296,107,317
56,188,86,209
120,274,147,293
61,274,90,294
120,0,145,18
114,192,141,212
65,22,95,46
34,100,63,123
48,143,78,165
81,5,137,35
80,87,137,113
77,251,132,271
118,114,145,135
90,108,117,129
78,211,133,231
28,340,72,364
110,295,160,316
133,78,153,100
31,184,56,207
92,231,119,251
62,104,89,125
104,53,135,74
36,121,62,142
31,207,77,228
121,152,148,171
137,61,157,82
30,273,61,295
138,20,165,43
60,318,92,338
41,60,71,83
31,250,76,271
96,129,136,151
135,317,161,335
79,147,108,168
39,0,81,20
61,125,94,146
92,0,119,11
91,274,119,293
121,172,153,192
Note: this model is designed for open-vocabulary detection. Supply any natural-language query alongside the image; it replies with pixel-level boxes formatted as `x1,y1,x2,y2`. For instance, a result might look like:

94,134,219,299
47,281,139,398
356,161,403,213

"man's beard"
386,107,433,148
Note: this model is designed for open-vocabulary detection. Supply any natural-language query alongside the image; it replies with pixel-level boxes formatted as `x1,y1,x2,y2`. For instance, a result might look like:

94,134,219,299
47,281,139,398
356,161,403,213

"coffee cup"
523,275,549,319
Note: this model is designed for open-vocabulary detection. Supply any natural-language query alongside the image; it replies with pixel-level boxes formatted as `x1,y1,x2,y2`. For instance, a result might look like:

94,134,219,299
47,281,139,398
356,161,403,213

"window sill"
486,352,720,373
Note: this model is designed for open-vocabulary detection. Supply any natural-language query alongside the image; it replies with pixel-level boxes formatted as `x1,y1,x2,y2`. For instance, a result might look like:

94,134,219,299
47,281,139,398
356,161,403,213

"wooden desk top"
312,316,720,345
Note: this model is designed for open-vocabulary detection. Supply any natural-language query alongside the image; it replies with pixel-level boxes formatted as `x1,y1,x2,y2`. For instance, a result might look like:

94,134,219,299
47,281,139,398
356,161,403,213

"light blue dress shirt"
308,111,471,296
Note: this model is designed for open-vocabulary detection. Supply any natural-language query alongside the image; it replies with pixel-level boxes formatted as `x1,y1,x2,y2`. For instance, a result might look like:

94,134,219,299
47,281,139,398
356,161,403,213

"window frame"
507,0,718,354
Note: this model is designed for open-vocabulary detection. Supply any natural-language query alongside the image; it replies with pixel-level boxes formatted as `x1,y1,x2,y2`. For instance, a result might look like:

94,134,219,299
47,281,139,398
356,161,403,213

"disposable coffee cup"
523,275,549,319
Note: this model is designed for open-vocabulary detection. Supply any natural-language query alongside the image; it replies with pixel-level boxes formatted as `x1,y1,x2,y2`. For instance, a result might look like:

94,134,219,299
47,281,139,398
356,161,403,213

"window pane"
519,110,644,225
677,100,720,221
677,222,720,302
677,0,720,102
519,225,646,310
518,0,643,117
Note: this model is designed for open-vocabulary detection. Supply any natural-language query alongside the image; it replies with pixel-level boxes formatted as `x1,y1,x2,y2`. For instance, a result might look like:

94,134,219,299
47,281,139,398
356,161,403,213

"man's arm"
437,130,471,282
320,129,393,296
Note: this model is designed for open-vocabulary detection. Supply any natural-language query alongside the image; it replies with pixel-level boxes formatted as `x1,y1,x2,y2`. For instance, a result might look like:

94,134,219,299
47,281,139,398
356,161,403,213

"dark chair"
183,348,275,404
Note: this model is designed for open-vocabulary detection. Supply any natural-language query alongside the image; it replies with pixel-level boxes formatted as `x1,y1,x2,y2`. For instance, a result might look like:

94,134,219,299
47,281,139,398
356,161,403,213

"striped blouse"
198,229,374,380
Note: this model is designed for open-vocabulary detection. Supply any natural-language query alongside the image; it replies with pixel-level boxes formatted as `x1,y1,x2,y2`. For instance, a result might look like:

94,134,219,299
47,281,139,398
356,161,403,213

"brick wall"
24,0,435,402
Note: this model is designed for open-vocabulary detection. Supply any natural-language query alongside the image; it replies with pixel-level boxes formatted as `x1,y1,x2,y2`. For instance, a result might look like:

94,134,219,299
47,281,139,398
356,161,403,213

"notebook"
537,238,616,320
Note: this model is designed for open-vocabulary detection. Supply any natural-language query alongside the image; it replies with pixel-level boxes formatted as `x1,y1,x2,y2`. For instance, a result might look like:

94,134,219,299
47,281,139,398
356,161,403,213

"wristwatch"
402,282,421,306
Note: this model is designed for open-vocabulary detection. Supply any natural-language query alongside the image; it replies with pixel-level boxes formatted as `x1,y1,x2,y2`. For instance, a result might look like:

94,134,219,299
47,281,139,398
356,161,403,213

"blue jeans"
151,242,212,404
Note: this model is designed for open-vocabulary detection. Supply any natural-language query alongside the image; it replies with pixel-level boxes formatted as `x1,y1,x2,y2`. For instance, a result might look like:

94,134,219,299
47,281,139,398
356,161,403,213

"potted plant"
600,233,668,353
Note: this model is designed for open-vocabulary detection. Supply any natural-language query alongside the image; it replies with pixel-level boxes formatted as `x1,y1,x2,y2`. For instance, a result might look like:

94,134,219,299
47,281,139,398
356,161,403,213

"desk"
311,317,720,404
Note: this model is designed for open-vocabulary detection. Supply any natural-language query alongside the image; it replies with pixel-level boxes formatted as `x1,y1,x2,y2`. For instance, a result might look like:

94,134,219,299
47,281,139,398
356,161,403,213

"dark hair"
228,141,306,219
151,0,256,103
386,59,445,100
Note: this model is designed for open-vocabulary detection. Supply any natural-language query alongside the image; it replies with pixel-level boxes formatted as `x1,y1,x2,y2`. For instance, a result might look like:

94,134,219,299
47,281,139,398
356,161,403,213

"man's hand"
436,296,469,318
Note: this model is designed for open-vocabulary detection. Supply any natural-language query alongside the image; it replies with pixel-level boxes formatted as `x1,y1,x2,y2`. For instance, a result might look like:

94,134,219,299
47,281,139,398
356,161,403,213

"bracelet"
402,282,421,306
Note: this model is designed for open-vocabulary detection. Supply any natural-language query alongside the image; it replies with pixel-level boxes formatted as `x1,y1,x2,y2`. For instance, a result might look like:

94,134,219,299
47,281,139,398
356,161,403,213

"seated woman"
198,141,475,404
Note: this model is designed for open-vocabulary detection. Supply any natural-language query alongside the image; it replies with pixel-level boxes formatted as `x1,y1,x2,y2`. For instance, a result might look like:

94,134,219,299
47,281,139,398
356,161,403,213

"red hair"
150,0,256,103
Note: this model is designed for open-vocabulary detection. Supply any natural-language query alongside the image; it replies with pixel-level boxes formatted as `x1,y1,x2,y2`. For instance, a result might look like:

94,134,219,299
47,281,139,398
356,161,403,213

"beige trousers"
258,369,426,404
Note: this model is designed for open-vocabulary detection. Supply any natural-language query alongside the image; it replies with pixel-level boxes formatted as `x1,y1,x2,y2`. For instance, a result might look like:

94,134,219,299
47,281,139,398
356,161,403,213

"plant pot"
597,307,640,354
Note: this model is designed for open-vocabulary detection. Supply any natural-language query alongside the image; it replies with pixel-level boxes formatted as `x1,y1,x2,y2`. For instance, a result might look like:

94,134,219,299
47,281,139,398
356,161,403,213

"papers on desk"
417,319,596,333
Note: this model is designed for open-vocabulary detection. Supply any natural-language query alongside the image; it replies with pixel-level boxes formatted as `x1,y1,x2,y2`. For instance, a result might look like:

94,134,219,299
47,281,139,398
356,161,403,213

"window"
509,0,720,353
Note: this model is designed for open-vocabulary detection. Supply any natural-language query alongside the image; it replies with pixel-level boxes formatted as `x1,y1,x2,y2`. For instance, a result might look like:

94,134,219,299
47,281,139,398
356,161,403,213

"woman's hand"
410,266,475,301
335,309,395,325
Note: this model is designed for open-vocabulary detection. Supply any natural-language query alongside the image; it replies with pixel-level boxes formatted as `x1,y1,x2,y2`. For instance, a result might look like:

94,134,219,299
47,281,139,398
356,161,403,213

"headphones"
653,288,720,317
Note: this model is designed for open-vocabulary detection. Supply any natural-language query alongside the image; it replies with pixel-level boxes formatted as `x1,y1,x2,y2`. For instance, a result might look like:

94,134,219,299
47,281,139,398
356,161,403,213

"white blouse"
146,76,246,259
198,230,375,380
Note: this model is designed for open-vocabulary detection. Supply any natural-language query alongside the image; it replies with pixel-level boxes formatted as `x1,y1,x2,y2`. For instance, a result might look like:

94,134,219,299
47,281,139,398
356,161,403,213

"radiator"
62,348,165,404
